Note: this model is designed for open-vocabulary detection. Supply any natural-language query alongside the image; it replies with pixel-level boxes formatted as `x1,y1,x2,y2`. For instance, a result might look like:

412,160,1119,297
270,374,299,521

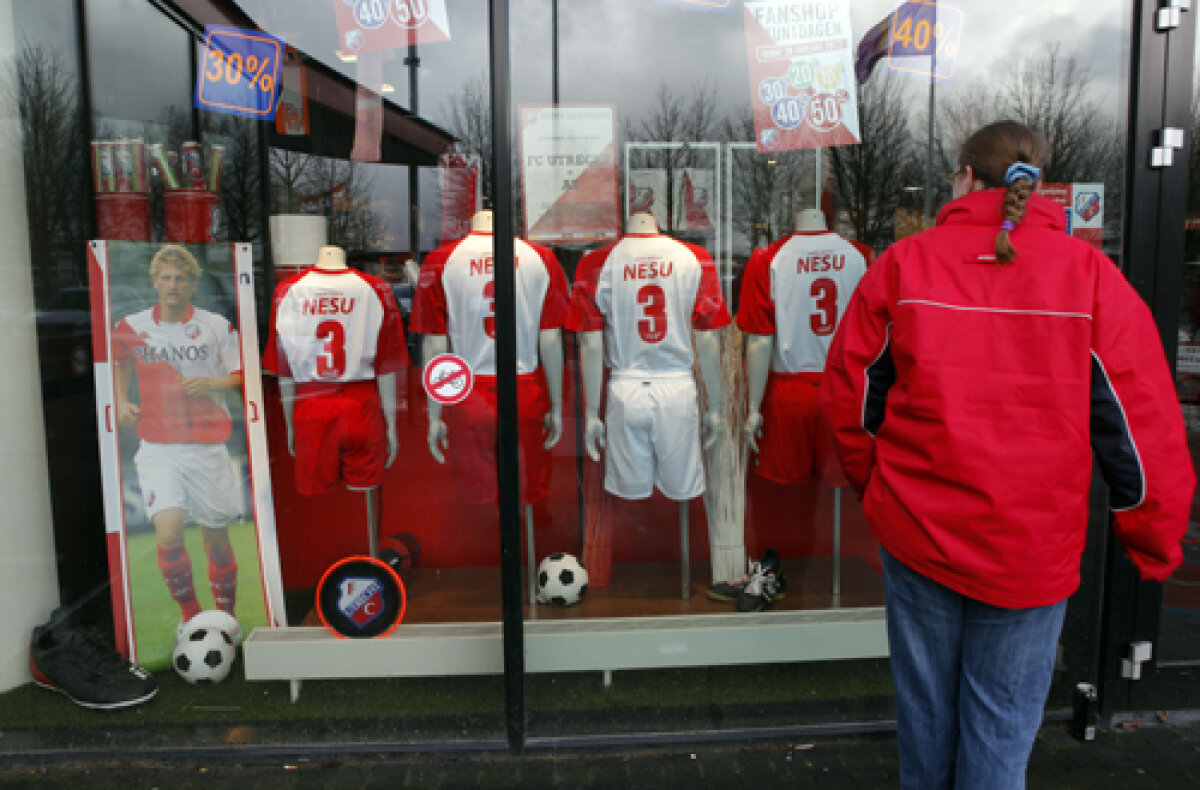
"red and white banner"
334,0,451,56
439,154,481,244
675,169,715,232
744,0,861,152
521,106,620,244
275,49,310,136
628,168,669,231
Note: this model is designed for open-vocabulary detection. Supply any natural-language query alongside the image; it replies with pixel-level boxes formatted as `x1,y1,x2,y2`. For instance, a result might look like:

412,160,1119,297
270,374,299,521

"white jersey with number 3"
569,233,731,374
410,232,569,375
263,268,408,383
736,231,873,373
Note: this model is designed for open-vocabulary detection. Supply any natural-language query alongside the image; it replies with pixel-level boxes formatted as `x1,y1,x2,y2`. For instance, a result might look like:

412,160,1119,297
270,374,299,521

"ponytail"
995,163,1040,263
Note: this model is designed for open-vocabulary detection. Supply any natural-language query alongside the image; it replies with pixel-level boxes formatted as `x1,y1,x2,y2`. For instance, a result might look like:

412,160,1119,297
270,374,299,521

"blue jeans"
881,548,1067,790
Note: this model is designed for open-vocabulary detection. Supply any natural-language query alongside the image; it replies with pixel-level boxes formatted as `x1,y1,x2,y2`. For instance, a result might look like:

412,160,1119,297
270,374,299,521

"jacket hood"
936,188,1067,232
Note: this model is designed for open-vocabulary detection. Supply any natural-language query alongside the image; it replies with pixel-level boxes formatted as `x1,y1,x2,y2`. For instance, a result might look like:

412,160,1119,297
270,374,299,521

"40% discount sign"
194,26,285,120
886,0,963,81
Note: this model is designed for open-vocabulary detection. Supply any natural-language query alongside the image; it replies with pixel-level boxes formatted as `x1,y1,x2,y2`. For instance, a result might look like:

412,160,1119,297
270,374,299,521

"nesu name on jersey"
623,257,674,280
796,252,847,273
300,293,357,316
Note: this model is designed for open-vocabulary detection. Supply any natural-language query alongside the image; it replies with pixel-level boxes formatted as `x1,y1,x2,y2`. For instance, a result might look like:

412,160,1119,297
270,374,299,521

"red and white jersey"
263,268,409,383
569,233,731,374
736,232,873,373
113,304,241,444
410,232,570,375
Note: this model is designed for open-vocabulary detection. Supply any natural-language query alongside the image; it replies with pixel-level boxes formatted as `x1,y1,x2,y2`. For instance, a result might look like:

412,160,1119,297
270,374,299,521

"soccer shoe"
709,550,789,603
734,550,787,613
30,611,157,710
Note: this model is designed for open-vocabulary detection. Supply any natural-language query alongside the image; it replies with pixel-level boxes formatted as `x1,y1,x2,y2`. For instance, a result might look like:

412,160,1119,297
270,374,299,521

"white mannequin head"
795,208,827,231
315,245,347,270
471,210,493,232
628,212,658,234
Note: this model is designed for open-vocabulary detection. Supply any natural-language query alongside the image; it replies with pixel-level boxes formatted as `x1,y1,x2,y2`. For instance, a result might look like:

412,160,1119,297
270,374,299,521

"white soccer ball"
181,609,243,646
173,626,235,684
536,552,589,606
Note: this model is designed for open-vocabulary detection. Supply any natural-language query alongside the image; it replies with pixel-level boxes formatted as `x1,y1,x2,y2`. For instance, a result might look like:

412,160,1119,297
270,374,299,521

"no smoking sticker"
422,353,473,405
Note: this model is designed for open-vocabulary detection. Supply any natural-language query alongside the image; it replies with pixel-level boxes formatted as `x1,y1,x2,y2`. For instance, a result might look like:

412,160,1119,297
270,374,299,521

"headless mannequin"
276,245,399,554
580,212,724,463
744,209,846,597
425,210,565,462
744,209,826,450
579,211,723,598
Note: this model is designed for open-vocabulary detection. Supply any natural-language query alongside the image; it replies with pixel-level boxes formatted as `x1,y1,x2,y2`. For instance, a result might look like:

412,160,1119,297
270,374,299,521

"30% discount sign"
194,26,285,119
887,0,964,81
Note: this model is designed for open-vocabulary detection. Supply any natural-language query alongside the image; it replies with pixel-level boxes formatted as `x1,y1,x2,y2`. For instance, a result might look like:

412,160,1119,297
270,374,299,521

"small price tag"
194,26,285,119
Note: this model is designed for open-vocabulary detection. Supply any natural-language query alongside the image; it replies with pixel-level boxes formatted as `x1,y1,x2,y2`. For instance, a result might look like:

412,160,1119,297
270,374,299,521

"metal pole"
489,0,525,755
407,43,421,259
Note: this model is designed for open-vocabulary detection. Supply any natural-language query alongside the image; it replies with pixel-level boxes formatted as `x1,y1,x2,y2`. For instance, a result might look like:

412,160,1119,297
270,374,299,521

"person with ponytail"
820,121,1193,789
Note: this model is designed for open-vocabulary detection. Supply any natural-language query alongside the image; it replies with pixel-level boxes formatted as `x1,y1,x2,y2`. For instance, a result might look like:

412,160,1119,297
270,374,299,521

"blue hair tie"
1000,220,1015,232
1005,162,1040,185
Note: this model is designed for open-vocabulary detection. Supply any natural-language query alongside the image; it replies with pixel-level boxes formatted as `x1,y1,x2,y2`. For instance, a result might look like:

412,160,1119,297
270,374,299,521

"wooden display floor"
298,556,885,627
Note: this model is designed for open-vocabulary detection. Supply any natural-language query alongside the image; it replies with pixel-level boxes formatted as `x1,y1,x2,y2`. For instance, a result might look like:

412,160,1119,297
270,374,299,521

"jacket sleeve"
1091,254,1194,581
819,251,895,497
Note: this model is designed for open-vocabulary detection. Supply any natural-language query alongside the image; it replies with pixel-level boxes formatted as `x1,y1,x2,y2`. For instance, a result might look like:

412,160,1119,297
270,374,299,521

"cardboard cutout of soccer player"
90,240,284,670
568,212,731,588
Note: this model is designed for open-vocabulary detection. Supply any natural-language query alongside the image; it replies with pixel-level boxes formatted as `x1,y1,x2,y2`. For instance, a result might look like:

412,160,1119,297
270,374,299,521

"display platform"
244,559,887,700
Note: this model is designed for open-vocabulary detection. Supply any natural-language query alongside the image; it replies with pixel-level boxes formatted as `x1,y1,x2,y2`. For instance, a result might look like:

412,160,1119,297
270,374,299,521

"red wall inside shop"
263,359,878,591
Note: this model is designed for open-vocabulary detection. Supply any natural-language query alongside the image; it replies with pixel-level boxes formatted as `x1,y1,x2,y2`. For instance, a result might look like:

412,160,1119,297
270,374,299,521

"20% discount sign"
194,26,285,119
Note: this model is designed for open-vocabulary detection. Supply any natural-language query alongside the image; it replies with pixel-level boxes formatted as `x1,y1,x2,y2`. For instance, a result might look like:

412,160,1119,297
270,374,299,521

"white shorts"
604,372,704,501
134,442,243,528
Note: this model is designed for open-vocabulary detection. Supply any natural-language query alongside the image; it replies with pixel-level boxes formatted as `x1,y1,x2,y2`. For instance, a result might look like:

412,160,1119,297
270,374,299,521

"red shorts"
292,380,386,496
752,371,847,487
446,372,553,505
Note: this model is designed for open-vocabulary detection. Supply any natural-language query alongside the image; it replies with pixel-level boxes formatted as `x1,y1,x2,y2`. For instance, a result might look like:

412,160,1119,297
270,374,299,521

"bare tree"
12,42,90,301
269,149,385,251
203,116,263,244
829,69,923,248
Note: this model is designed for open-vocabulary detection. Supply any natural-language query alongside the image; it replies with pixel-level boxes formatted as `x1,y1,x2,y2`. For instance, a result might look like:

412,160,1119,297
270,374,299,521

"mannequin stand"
526,504,537,606
356,486,381,557
680,502,690,600
832,487,842,600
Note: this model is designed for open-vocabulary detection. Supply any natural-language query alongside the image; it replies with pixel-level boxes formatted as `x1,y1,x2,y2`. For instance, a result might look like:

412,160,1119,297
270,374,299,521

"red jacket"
819,189,1194,608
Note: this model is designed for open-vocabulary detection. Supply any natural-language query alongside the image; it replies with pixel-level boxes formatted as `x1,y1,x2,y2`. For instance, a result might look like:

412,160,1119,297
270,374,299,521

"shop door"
1101,1,1200,716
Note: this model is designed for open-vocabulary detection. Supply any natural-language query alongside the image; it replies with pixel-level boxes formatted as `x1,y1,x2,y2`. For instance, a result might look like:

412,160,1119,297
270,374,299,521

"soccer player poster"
88,240,285,670
521,105,620,244
743,0,862,152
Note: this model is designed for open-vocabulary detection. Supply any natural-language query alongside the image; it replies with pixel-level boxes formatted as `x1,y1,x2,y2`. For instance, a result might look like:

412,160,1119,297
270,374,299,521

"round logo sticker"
422,353,473,405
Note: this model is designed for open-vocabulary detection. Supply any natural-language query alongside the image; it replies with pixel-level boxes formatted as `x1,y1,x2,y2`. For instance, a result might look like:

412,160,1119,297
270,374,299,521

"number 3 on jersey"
637,284,667,343
315,319,346,378
810,277,838,336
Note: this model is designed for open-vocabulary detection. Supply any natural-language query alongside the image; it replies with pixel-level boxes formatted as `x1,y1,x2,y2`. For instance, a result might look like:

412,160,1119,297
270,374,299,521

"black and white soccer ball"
181,609,243,646
173,626,235,684
536,552,588,606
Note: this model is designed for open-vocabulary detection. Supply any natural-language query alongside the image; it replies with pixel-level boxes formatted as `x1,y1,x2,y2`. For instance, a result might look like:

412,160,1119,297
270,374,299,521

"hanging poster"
674,168,716,232
89,241,285,669
628,168,670,232
275,50,310,137
521,106,620,244
334,0,451,56
1037,182,1104,250
743,0,861,152
439,153,482,244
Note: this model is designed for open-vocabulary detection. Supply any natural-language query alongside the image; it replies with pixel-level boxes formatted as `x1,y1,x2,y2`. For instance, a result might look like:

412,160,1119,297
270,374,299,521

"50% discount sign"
194,26,285,120
886,0,964,81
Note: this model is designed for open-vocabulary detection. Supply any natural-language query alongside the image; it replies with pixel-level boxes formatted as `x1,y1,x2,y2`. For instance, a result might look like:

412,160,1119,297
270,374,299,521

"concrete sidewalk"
2,719,1198,788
